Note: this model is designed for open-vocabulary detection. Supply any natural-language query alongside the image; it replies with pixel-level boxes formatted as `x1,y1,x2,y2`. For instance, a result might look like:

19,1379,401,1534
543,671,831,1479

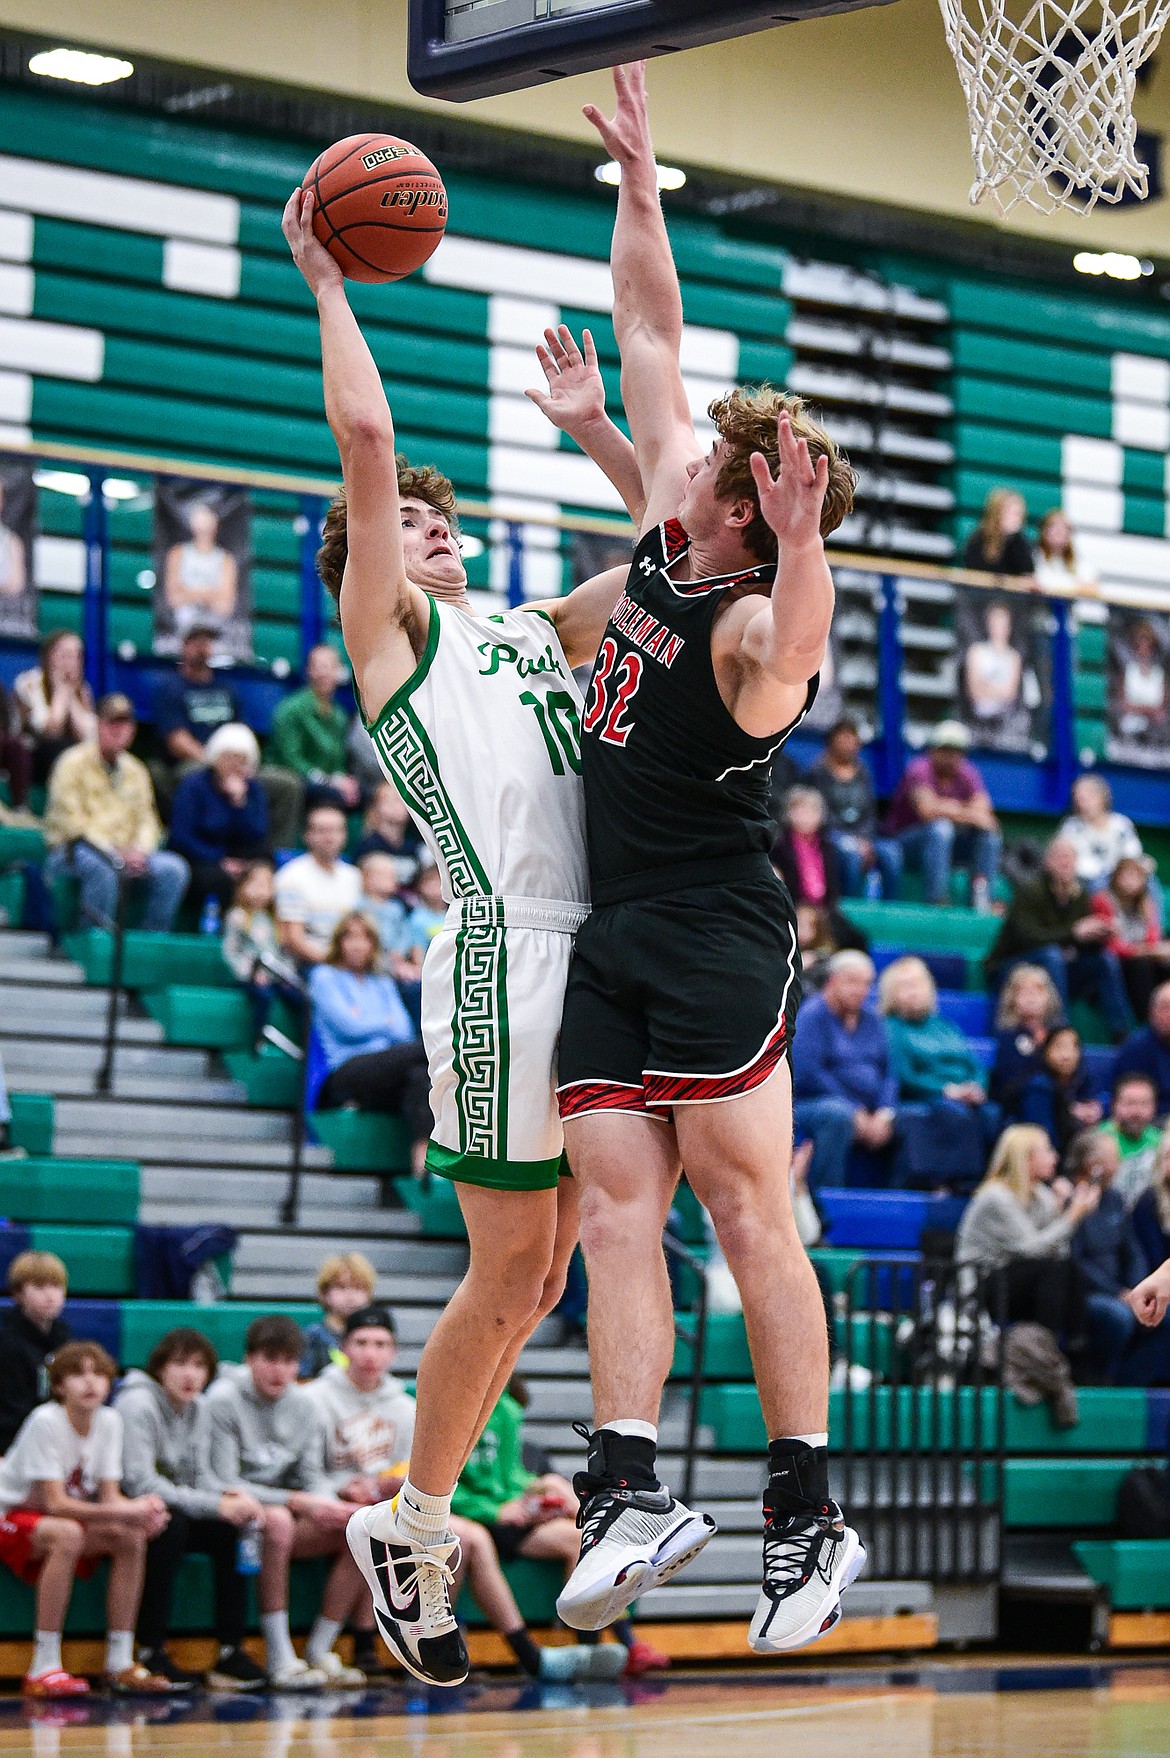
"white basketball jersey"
366,598,588,908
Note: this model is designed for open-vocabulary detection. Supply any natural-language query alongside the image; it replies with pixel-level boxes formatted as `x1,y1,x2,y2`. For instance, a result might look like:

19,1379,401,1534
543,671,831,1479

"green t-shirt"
269,687,349,782
451,1390,535,1526
1102,1120,1162,1209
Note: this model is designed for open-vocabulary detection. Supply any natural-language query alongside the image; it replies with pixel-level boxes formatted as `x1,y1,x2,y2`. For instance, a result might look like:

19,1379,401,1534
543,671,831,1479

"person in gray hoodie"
205,1314,365,1689
116,1328,269,1692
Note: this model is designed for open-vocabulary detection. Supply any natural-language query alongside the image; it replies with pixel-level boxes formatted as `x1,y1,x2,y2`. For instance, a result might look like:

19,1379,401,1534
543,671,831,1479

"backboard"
408,0,897,101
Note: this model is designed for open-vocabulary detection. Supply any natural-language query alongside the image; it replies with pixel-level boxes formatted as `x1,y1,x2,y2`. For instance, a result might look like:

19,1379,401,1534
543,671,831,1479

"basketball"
302,132,447,283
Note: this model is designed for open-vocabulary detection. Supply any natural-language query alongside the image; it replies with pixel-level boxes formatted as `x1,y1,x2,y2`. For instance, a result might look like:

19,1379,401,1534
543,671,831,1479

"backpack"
1117,1466,1170,1539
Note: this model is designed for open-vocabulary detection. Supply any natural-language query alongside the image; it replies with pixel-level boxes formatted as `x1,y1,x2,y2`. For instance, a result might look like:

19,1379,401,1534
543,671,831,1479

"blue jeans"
1085,1291,1138,1384
829,831,903,900
897,820,1001,905
45,842,189,933
793,1096,857,1190
1007,945,1133,1041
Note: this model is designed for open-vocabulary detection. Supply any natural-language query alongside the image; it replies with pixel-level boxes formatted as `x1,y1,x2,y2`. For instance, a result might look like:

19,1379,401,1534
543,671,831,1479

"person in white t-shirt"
0,1341,172,1700
275,802,362,967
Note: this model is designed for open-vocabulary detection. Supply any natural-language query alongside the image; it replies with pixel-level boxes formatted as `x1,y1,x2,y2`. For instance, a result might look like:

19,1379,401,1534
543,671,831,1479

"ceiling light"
29,47,133,86
33,468,89,497
102,477,141,500
594,160,686,192
1072,249,1150,281
460,534,485,559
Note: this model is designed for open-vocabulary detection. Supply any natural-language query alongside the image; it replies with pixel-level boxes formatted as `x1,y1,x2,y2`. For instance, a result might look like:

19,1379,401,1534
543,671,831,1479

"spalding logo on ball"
303,132,448,284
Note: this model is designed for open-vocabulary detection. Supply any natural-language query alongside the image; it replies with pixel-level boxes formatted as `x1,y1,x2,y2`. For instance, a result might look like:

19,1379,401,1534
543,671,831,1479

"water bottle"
864,868,883,900
236,1519,262,1575
199,895,222,936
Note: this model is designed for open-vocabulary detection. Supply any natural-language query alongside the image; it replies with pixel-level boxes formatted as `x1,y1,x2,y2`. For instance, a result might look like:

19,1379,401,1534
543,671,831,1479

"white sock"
261,1610,297,1674
305,1615,343,1666
392,1478,452,1547
30,1632,62,1677
600,1420,658,1443
105,1630,134,1675
787,1433,829,1449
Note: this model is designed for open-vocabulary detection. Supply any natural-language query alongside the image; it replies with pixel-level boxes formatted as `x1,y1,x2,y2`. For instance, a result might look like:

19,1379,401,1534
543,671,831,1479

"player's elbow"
342,414,396,460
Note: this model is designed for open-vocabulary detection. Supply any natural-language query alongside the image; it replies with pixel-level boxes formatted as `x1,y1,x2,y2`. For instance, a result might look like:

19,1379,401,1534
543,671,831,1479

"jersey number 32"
583,638,643,747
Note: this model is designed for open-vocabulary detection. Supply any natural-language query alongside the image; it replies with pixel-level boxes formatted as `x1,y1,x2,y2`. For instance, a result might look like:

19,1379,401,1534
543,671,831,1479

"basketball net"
937,0,1170,213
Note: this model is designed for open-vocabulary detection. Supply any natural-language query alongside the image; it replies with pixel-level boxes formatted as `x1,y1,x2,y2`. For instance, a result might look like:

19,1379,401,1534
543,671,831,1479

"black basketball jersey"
581,518,818,904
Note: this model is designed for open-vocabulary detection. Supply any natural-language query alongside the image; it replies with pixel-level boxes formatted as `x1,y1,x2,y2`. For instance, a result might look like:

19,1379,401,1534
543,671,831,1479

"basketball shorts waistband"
444,895,590,934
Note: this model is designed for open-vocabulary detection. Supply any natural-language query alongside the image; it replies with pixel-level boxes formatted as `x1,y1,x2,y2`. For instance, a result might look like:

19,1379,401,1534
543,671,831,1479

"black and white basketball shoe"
346,1503,468,1686
748,1499,865,1652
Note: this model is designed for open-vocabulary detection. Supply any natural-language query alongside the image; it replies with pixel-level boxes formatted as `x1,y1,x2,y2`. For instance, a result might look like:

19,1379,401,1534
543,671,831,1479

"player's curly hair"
709,387,855,561
316,455,461,601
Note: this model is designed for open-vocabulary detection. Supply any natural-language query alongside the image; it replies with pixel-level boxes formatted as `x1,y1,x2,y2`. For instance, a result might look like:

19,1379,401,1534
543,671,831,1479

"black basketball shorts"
557,871,803,1121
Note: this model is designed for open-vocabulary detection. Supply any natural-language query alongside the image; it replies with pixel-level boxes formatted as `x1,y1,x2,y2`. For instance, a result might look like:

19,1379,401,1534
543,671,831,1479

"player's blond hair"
709,387,855,561
316,456,460,602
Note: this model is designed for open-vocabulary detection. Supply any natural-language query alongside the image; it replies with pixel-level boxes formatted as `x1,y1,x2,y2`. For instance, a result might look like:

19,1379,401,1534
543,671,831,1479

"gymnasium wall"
4,0,1170,254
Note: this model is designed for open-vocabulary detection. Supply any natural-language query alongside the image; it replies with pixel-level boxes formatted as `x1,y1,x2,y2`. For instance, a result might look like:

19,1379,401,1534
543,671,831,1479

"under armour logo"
639,556,655,575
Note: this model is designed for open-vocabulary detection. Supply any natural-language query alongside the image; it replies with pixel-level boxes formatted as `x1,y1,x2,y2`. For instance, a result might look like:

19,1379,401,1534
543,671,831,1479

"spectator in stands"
275,802,362,966
358,851,411,975
169,723,270,919
205,1315,365,1689
44,694,190,933
989,963,1064,1112
269,644,360,813
962,487,1034,577
792,949,898,1188
223,861,304,1051
301,1251,378,1380
13,630,96,787
956,1124,1096,1350
987,836,1132,1041
1132,1128,1170,1296
1066,1129,1147,1384
0,678,32,810
152,625,301,845
883,722,1001,909
310,912,431,1178
1034,509,1095,593
0,1251,69,1454
806,717,901,899
353,781,421,884
878,955,1001,1173
1105,1073,1164,1211
398,857,446,979
1091,857,1170,1021
1060,774,1160,907
1113,981,1170,1113
1016,1025,1103,1154
346,719,385,801
0,1341,172,1699
770,787,868,953
116,1328,269,1691
795,902,838,993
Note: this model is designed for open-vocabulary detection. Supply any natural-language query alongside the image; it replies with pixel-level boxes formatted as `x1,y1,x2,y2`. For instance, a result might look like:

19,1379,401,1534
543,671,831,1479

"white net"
937,0,1170,213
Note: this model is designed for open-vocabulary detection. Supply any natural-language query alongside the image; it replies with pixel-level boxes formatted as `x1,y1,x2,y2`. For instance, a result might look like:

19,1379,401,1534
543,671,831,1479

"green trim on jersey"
450,903,509,1160
426,1142,562,1192
362,595,440,735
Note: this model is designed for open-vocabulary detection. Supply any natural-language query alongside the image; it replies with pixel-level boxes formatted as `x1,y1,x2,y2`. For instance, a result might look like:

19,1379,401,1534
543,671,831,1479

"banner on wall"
152,478,253,661
1106,608,1170,770
954,586,1051,759
0,456,38,641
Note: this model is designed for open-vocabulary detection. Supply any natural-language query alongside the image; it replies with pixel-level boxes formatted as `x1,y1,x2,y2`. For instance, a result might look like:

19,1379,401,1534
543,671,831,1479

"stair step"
16,1071,247,1103
233,1233,467,1275
138,1201,419,1236
1,1041,215,1081
0,930,52,960
53,1098,295,1141
141,1167,376,1205
0,956,83,984
230,1269,462,1303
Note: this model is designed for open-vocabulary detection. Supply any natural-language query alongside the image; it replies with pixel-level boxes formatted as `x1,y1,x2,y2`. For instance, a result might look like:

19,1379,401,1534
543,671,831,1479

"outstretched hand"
582,61,653,169
281,187,344,299
526,325,606,435
749,410,829,550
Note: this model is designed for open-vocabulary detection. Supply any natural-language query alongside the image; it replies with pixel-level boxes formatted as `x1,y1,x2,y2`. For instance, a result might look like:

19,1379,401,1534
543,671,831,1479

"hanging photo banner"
152,478,253,661
0,456,38,640
953,586,1052,758
1106,608,1170,770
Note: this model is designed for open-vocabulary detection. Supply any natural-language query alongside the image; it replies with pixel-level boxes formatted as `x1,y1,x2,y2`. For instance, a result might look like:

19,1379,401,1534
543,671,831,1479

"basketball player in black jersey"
554,63,864,1652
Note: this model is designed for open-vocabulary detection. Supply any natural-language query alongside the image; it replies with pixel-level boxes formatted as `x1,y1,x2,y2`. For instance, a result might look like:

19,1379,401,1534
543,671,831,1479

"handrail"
661,1228,710,1507
94,865,128,1097
280,990,314,1228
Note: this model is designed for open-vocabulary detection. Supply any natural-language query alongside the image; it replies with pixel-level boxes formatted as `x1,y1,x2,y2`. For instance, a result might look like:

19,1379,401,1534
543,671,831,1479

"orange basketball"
302,133,448,284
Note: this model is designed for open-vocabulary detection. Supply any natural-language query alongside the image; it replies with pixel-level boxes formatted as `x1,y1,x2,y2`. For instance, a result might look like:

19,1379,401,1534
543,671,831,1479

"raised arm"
281,189,429,723
526,324,644,527
585,63,695,532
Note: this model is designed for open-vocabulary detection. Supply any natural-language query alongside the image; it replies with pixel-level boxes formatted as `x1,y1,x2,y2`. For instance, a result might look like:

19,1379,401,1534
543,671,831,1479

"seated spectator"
44,694,189,933
1113,981,1170,1113
309,912,431,1178
1066,1129,1147,1384
1104,1073,1164,1211
1034,509,1095,593
988,837,1132,1041
169,724,269,920
0,1051,25,1163
223,861,304,1051
1016,1024,1102,1152
13,629,96,787
955,1124,1097,1351
792,950,898,1188
301,1251,377,1380
206,1315,364,1688
770,787,868,953
878,955,1001,1179
353,781,422,883
269,644,360,813
275,802,362,967
358,851,411,975
806,718,901,899
1060,774,1150,896
0,1341,172,1699
962,487,1034,576
0,1251,69,1454
883,722,1001,909
398,857,446,979
116,1328,269,1690
346,718,385,801
989,963,1065,1112
152,625,301,845
1132,1127,1170,1291
0,677,32,809
796,903,838,993
1091,857,1170,1021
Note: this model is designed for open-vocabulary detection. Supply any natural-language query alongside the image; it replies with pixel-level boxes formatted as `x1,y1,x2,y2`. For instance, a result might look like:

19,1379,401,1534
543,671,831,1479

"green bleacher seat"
1075,624,1109,666
0,869,25,928
1073,671,1110,713
1073,1540,1170,1609
8,1093,54,1154
223,1045,303,1107
0,823,46,865
1075,717,1109,761
119,1300,320,1367
1004,1389,1148,1453
144,984,253,1049
839,900,1000,957
68,930,236,990
394,1174,467,1237
29,1224,134,1295
670,1181,708,1246
310,1110,412,1173
673,1310,753,1381
457,1556,561,1626
1000,1458,1145,1527
0,1158,138,1224
808,1247,866,1297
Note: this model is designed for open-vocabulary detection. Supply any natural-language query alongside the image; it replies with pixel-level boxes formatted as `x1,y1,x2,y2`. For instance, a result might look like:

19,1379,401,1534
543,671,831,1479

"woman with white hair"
168,722,269,918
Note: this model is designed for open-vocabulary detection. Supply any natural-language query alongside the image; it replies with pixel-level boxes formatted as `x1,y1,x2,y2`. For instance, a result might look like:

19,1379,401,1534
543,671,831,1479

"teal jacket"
451,1391,534,1525
885,1013,982,1101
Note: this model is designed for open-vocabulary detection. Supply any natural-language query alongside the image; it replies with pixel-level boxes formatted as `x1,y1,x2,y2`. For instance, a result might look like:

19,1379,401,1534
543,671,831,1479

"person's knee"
263,1506,294,1553
927,818,955,846
43,1518,85,1561
577,1179,662,1265
467,1227,556,1324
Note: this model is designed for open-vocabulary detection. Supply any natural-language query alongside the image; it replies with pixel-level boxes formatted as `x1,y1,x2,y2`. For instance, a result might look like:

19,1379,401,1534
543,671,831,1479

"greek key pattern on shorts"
452,898,509,1157
374,709,489,897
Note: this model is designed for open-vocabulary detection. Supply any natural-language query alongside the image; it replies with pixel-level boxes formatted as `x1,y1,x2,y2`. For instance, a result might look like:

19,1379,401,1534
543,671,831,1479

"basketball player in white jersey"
282,188,641,1687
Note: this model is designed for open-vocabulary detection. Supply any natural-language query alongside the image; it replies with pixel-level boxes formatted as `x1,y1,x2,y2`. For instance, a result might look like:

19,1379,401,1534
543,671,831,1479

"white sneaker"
556,1486,717,1632
267,1657,329,1691
748,1501,866,1653
315,1650,367,1688
345,1502,468,1687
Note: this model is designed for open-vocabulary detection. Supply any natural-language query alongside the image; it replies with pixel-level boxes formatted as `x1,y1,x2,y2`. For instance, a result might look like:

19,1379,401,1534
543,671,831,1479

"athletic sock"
260,1610,297,1674
105,1631,134,1675
394,1478,453,1547
765,1437,831,1518
30,1632,62,1677
305,1615,343,1666
613,1617,635,1648
504,1626,542,1677
589,1425,660,1491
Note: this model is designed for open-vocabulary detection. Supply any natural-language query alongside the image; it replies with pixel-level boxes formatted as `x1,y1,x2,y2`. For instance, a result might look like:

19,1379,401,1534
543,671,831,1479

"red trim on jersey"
557,1080,654,1122
643,1017,789,1108
662,518,689,561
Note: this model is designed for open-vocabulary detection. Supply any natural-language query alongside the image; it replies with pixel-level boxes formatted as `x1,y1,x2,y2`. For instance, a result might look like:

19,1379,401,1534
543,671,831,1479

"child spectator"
301,1252,377,1380
205,1315,362,1688
358,851,411,974
0,1341,172,1698
1066,1129,1147,1384
1034,510,1094,592
989,963,1064,1111
962,487,1034,576
1104,1073,1164,1211
398,858,446,979
1090,856,1170,1021
0,1252,70,1454
223,861,304,1052
116,1328,269,1691
12,629,96,786
1017,1025,1103,1153
770,788,867,954
354,782,421,884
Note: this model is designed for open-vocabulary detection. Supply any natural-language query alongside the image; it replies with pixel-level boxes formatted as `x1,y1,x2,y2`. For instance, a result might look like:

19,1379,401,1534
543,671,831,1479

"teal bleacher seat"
0,1157,139,1224
28,1224,134,1296
119,1300,319,1366
309,1110,412,1173
67,930,236,990
8,1093,54,1154
143,984,253,1049
1074,1540,1170,1609
394,1174,467,1237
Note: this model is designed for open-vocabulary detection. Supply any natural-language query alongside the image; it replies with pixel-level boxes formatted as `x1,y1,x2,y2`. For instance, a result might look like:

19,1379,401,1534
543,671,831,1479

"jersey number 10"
583,638,644,747
521,689,582,776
